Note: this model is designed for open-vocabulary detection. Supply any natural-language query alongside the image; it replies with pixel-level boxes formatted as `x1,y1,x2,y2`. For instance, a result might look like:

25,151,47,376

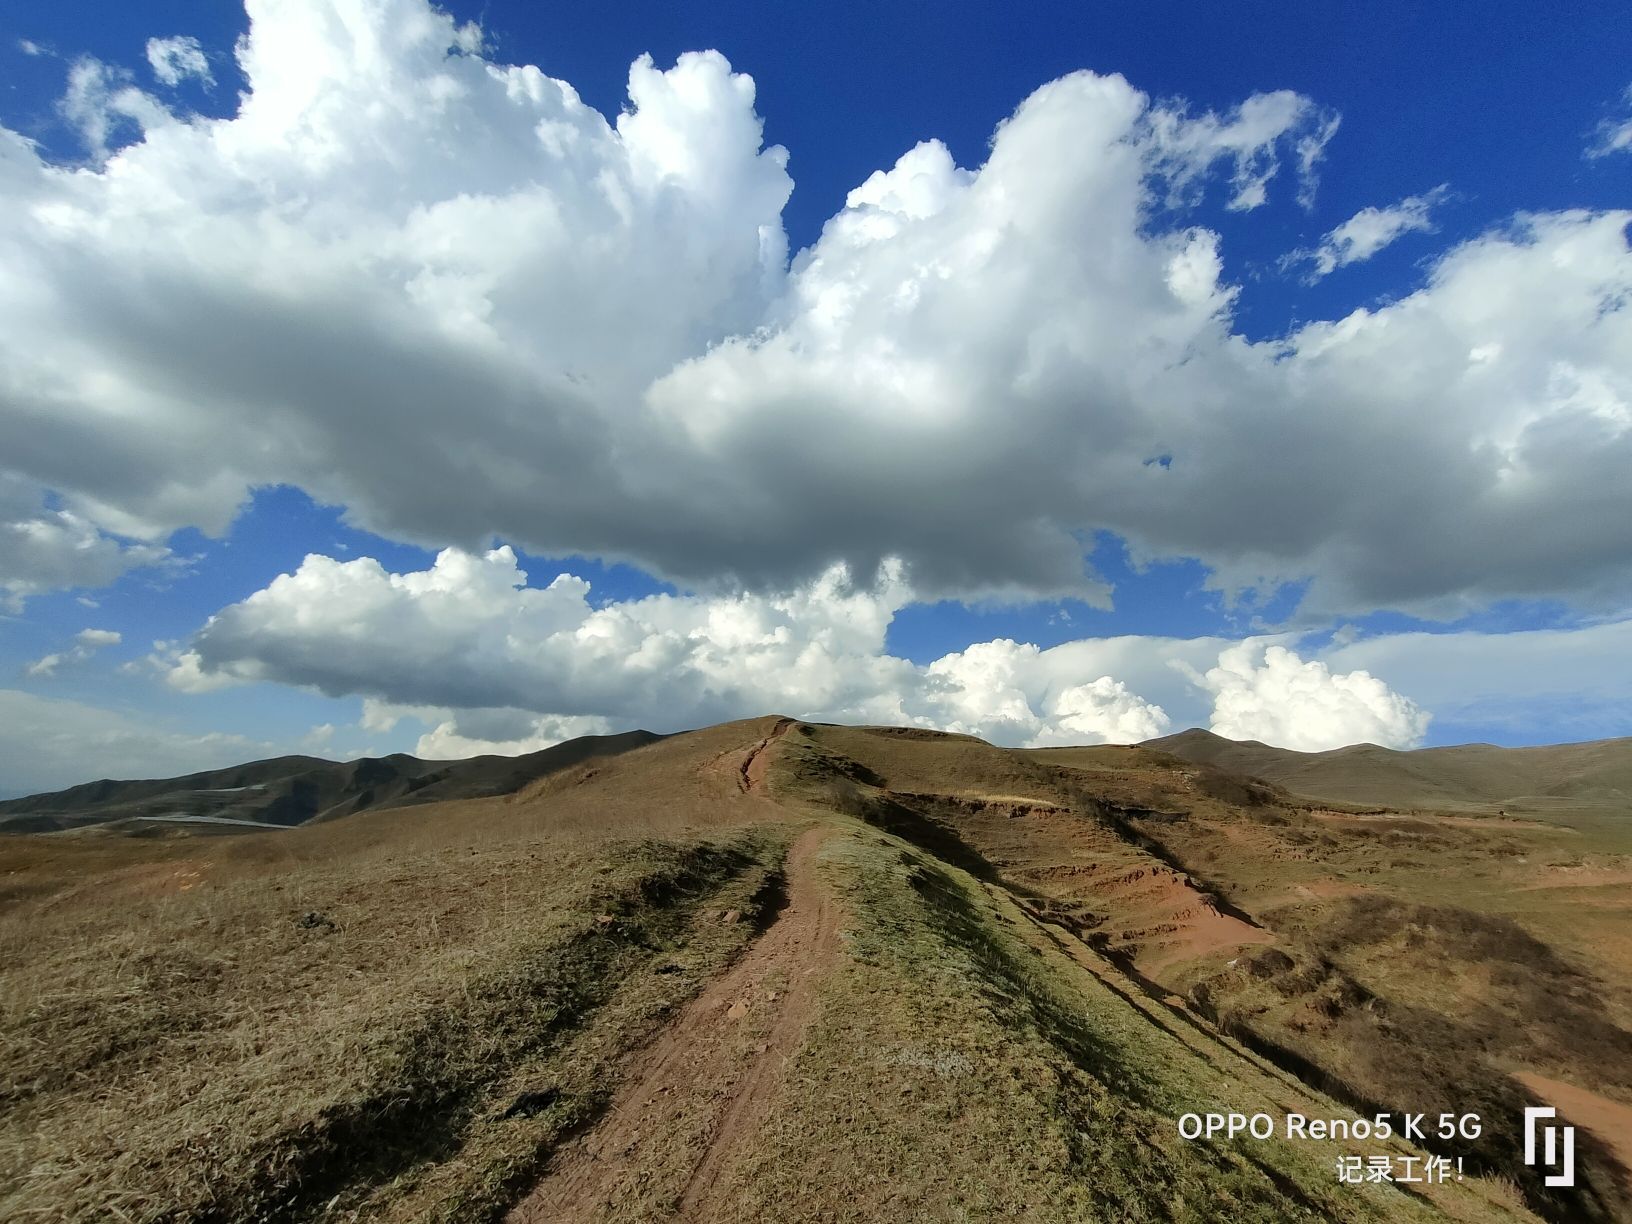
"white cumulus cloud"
1288,184,1449,280
924,640,1172,745
165,546,1182,749
0,0,1625,624
1587,86,1632,159
158,545,1442,758
59,58,174,160
145,35,214,88
1196,640,1430,751
25,627,122,678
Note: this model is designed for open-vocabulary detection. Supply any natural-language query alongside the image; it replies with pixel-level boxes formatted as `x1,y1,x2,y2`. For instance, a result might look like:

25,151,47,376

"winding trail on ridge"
508,813,838,1223
739,718,795,793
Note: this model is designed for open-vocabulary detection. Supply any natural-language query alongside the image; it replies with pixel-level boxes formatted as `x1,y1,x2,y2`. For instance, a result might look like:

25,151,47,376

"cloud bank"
0,690,275,798
164,546,1431,754
1196,640,1428,751
1326,617,1632,742
0,0,1624,623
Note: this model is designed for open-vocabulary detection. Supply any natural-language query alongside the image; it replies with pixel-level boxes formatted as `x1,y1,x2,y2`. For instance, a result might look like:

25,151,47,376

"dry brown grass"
0,720,799,1222
722,816,1537,1224
791,722,1632,1223
1,715,1624,1222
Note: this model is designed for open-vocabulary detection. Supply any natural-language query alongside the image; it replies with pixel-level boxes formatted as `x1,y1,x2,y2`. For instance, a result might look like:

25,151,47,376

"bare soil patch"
739,718,794,794
1514,1072,1632,1179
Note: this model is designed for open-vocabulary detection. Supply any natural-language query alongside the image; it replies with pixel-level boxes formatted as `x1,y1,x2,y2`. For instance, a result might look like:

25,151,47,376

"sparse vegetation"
0,722,800,1221
3,717,1627,1221
0,829,793,1221
727,824,1530,1222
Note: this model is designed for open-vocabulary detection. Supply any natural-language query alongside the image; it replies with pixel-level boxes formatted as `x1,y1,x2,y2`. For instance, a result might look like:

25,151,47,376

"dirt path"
1515,1071,1632,1177
738,718,794,793
507,822,838,1223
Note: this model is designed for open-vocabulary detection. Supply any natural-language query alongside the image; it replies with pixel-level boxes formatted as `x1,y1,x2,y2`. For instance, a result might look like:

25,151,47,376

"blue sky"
1,0,1629,794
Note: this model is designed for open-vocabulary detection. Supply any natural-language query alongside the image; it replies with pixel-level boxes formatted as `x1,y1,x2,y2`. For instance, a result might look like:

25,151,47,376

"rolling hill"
2,718,1629,1222
0,730,662,833
1144,727,1632,812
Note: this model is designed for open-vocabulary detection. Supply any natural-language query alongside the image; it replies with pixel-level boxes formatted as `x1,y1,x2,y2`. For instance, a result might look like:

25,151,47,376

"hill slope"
1144,727,1632,811
2,718,1629,1221
0,731,662,833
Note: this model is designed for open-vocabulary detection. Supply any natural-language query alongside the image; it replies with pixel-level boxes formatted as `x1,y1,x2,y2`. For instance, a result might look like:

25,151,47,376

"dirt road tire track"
507,821,837,1223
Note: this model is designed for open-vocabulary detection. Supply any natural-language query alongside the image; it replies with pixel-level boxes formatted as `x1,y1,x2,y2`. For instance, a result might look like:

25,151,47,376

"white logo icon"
1523,1106,1575,1188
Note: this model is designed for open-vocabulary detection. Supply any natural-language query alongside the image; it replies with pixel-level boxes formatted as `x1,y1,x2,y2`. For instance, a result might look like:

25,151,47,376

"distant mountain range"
1144,727,1632,812
0,730,661,833
7,724,1629,834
